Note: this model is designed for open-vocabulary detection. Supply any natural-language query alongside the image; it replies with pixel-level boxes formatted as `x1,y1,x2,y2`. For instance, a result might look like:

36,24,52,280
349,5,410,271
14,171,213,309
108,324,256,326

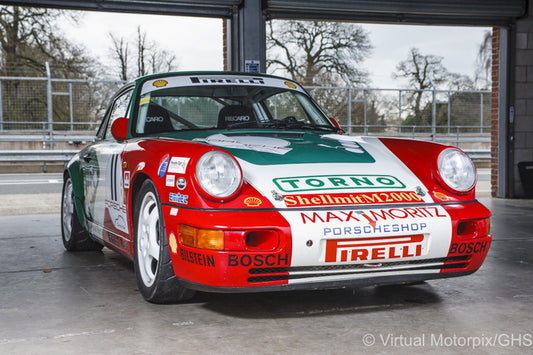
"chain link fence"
0,69,490,150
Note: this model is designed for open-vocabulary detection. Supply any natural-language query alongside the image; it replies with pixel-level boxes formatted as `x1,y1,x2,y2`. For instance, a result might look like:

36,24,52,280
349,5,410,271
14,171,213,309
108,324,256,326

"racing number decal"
104,154,129,234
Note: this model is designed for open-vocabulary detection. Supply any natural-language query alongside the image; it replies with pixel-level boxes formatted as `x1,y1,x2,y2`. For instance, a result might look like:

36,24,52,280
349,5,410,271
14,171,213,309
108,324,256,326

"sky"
61,12,490,88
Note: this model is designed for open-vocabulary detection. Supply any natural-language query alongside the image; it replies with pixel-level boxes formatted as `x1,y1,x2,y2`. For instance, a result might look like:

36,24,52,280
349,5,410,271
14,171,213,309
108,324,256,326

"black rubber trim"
162,199,479,213
180,270,477,294
248,255,470,275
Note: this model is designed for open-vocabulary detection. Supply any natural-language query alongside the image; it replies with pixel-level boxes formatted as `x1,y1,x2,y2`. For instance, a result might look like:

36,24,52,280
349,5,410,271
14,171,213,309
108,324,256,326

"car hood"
192,132,434,208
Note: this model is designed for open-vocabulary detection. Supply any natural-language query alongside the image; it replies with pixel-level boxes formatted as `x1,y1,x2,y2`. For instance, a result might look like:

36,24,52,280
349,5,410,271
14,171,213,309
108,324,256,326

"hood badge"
416,186,426,197
271,190,284,201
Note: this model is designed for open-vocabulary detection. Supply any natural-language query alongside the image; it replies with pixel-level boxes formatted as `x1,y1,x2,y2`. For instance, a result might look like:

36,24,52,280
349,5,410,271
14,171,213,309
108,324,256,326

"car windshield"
134,77,335,135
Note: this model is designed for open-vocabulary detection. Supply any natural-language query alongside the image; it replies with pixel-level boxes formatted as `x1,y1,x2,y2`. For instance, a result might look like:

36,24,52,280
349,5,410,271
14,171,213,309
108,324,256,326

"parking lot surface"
0,174,532,354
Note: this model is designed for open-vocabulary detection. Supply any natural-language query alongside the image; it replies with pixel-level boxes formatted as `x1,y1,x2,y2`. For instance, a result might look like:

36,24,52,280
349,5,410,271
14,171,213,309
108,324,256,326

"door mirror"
111,117,129,141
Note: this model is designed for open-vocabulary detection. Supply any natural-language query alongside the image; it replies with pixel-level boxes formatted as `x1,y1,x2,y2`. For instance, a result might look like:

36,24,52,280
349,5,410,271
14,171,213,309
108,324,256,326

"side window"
104,90,133,140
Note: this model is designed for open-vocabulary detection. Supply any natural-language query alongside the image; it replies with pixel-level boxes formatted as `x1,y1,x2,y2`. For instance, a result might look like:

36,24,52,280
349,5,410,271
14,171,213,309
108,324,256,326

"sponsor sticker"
180,247,215,267
244,197,262,207
152,79,168,88
139,95,151,106
123,171,130,189
433,191,451,201
190,76,265,85
169,192,188,204
284,81,297,89
158,154,170,177
168,157,190,174
176,177,187,190
449,241,488,255
274,175,406,192
228,253,289,267
324,235,425,263
283,191,423,207
166,174,175,187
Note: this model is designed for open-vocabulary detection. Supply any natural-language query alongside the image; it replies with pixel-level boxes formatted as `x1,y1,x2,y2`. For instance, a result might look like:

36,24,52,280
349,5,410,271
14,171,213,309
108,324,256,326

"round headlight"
196,150,242,200
437,148,476,192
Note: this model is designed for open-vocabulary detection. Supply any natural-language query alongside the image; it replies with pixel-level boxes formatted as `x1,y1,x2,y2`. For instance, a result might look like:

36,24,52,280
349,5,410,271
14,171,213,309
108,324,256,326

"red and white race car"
61,72,491,303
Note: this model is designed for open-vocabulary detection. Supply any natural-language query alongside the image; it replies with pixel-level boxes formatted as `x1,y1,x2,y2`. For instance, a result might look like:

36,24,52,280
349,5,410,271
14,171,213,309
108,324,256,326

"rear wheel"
61,176,103,251
133,179,195,303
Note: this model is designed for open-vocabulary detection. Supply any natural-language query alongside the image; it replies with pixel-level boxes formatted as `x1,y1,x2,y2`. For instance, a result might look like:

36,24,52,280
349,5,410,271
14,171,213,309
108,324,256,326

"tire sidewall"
61,177,76,250
133,179,167,301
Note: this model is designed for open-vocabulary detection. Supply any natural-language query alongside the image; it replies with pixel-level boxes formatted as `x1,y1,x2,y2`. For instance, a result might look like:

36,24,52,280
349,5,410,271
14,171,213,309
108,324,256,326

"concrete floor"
0,175,532,354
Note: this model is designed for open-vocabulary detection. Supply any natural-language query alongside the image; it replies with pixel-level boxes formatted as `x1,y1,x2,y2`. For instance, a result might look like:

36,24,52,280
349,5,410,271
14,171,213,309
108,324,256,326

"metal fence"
307,86,491,140
0,70,491,164
0,63,125,148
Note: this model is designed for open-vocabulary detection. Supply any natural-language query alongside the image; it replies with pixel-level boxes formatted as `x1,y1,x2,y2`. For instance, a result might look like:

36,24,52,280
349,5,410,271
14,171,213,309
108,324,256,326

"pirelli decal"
324,235,425,263
283,191,423,207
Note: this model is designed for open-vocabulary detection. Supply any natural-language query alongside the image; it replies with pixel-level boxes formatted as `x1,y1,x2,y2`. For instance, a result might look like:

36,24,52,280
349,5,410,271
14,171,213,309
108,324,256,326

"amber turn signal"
179,224,224,251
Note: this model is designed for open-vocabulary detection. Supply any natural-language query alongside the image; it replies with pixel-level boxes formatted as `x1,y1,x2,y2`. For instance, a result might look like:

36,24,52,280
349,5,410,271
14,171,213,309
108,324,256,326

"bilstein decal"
283,191,423,207
273,175,406,192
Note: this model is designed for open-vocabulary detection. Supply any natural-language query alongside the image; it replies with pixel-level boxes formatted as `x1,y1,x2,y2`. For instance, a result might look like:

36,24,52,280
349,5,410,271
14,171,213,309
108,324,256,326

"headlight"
196,150,242,200
437,148,476,192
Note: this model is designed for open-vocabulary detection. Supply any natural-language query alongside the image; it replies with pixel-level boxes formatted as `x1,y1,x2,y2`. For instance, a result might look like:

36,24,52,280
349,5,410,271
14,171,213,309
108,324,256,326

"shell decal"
244,197,262,207
153,79,168,88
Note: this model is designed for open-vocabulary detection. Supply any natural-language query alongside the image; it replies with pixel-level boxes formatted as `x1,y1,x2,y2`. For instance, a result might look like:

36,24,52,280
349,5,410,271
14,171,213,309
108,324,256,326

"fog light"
245,230,279,250
179,224,224,251
457,218,490,239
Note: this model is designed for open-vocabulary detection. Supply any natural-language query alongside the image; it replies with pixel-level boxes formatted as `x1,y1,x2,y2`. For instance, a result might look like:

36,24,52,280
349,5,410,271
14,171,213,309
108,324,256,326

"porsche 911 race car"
61,71,492,303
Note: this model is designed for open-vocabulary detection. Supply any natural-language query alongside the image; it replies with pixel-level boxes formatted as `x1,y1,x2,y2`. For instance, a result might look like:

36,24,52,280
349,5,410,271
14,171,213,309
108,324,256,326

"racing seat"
217,105,257,129
144,104,173,134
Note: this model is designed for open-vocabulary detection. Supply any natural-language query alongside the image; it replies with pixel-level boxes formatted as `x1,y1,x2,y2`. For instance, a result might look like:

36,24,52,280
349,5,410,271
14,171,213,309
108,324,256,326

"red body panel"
97,136,492,291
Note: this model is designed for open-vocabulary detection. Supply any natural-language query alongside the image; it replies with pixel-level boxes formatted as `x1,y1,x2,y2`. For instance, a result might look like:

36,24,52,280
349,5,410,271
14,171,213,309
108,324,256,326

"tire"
61,176,103,251
133,179,195,303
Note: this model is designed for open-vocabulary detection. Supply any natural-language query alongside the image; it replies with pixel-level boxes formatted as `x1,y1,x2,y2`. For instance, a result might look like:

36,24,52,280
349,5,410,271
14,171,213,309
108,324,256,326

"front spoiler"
180,270,477,294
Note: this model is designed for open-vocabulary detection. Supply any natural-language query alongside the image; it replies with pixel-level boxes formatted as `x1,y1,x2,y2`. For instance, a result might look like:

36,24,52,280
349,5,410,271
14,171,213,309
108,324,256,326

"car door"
81,87,133,242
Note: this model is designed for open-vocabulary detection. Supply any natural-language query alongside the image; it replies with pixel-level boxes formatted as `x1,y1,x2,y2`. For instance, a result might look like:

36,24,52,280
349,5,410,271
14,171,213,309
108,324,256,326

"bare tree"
109,33,129,81
394,47,448,122
108,26,178,80
0,6,93,77
475,30,492,89
267,20,372,86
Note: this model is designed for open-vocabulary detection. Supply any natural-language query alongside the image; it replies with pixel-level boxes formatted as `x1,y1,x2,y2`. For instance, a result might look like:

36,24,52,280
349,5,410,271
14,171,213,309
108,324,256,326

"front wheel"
133,179,195,303
61,176,103,251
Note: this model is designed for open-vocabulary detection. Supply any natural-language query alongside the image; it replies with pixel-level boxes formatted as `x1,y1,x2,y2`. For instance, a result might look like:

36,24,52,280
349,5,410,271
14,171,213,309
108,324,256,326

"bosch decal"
228,253,289,267
449,241,489,255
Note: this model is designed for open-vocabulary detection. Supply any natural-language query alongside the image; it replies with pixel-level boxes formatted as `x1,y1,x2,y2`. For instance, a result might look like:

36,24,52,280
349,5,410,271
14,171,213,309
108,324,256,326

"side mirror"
111,117,129,141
